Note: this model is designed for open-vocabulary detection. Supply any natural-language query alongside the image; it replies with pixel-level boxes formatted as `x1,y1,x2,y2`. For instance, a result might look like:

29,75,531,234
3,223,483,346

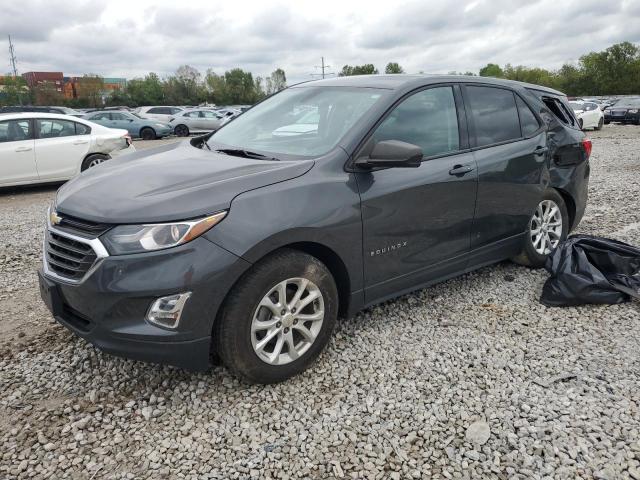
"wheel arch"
552,186,577,231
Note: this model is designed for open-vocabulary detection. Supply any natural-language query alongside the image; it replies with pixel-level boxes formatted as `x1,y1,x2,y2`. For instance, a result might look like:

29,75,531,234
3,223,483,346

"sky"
3,0,640,84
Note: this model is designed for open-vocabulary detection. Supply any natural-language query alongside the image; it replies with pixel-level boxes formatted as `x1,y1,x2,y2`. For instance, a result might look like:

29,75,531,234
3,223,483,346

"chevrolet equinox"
39,75,590,384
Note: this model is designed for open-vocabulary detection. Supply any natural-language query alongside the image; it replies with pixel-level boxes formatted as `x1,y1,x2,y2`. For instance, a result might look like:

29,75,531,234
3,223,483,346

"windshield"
614,98,640,108
209,86,388,157
131,112,145,119
569,102,584,111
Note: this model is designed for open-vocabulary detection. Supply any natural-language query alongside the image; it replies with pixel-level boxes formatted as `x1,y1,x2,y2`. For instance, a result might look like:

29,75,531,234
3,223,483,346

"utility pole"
8,35,18,77
312,57,334,79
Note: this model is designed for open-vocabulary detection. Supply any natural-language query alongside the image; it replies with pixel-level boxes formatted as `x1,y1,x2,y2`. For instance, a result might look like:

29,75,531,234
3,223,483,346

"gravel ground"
0,126,639,479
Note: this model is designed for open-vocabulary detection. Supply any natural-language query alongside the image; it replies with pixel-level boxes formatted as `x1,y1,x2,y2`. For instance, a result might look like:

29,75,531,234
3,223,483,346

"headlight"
629,109,638,114
101,211,227,254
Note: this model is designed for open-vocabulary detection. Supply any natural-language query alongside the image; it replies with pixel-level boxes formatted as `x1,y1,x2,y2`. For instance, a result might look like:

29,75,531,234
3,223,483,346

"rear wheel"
174,124,190,137
215,249,338,384
140,127,156,140
81,153,110,171
512,190,569,268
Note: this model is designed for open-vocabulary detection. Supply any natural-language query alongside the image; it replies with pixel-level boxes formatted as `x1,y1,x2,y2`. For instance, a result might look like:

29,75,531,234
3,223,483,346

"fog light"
146,292,192,329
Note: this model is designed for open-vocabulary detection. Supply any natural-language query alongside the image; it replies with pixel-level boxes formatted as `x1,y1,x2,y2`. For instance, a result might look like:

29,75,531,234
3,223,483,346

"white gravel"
1,125,639,479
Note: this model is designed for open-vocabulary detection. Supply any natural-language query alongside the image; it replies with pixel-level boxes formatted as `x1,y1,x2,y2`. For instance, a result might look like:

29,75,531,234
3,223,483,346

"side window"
75,123,91,135
37,119,78,139
373,86,460,158
186,111,200,118
201,111,217,118
541,97,576,127
147,107,162,114
0,119,32,142
515,96,541,136
466,86,521,146
91,113,109,121
171,108,183,114
110,113,126,121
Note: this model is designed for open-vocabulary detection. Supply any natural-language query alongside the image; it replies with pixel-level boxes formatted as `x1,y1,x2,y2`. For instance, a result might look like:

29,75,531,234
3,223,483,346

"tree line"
1,41,638,108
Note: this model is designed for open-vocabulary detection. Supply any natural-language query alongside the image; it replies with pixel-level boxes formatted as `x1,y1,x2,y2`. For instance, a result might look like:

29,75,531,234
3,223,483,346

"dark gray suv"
39,75,590,383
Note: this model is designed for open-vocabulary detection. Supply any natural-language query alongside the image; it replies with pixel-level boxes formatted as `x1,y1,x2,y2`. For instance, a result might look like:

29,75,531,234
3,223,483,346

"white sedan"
0,113,134,187
169,109,224,137
569,101,604,130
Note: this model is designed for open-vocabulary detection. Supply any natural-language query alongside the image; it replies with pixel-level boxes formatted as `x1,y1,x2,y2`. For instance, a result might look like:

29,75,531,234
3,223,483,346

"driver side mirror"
355,140,423,169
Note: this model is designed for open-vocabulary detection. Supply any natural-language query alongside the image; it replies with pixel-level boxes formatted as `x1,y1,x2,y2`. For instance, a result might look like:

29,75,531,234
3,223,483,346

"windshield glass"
569,102,584,111
615,98,640,108
209,87,388,157
131,113,145,119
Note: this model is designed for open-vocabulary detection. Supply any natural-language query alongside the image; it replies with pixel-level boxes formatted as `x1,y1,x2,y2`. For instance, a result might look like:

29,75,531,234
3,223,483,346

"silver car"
169,109,223,137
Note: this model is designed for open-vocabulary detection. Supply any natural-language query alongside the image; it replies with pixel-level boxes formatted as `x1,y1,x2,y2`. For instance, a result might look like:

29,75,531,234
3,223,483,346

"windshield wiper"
215,148,279,161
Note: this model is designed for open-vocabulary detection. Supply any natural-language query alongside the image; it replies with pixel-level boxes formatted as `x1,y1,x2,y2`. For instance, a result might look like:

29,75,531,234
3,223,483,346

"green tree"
0,76,28,106
384,62,404,74
338,64,379,76
125,73,164,106
76,75,105,108
479,63,504,77
265,68,287,94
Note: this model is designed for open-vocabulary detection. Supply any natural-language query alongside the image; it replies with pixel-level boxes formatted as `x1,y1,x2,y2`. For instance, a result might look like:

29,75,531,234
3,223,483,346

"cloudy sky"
3,0,640,84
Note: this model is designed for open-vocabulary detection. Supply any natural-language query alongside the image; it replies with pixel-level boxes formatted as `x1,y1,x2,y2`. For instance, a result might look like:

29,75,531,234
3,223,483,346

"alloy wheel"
530,199,563,255
88,157,106,168
251,277,325,365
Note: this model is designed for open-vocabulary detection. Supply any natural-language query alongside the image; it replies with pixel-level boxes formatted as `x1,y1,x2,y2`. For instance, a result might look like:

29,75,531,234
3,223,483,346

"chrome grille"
44,230,99,282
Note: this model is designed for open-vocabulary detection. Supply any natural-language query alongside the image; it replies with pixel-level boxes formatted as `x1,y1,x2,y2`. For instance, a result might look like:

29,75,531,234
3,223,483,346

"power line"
8,35,18,77
311,57,334,79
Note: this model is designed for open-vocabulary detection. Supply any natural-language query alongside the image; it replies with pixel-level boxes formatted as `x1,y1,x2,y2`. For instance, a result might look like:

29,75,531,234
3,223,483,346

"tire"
595,117,604,130
604,120,610,125
215,249,338,384
140,127,156,140
174,124,190,137
512,189,569,268
81,153,110,172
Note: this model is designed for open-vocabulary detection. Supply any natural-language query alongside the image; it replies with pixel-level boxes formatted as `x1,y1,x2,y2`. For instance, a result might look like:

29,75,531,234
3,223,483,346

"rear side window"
148,107,170,114
171,108,182,114
541,97,576,127
91,113,110,120
75,122,91,135
373,86,460,157
516,96,541,136
37,119,78,138
0,119,32,142
466,86,521,146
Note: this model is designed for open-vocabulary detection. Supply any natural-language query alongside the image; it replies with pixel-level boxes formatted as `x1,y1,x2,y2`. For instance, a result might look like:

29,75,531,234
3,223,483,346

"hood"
56,141,314,224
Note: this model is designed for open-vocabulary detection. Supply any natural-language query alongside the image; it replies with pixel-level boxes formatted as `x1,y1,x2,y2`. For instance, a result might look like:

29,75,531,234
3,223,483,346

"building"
103,77,127,92
63,76,126,100
22,71,64,93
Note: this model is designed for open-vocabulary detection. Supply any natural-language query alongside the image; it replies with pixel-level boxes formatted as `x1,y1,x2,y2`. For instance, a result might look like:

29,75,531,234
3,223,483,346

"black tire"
140,127,156,140
595,118,604,131
512,189,570,268
215,249,338,384
604,120,610,125
81,153,110,172
174,124,190,137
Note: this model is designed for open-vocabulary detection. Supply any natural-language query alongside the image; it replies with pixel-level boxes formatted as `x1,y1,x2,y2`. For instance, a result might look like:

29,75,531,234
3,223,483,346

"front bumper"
39,232,251,371
605,111,639,123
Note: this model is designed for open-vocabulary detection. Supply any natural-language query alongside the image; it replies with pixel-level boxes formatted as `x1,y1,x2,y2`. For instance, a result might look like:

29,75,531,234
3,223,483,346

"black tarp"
540,235,640,307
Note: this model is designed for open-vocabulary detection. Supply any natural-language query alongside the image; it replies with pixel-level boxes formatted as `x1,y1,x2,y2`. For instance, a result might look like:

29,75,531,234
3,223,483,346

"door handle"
448,164,474,176
15,146,32,152
73,140,89,145
534,146,548,155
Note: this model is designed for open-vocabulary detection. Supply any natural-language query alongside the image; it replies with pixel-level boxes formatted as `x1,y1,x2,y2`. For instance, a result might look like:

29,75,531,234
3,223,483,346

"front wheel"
512,190,569,268
140,127,156,140
174,124,189,137
595,117,604,130
215,249,338,384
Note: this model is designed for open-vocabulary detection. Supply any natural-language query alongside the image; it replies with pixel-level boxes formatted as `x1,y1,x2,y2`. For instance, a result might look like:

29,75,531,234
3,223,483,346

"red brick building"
21,72,64,93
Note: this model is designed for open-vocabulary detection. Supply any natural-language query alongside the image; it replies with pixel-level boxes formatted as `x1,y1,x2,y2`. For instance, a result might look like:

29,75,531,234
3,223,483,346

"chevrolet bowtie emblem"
50,210,63,225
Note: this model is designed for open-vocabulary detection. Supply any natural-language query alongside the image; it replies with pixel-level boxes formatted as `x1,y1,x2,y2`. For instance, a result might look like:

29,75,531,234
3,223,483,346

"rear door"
34,118,91,180
356,85,478,302
463,85,547,258
0,118,37,185
198,110,221,131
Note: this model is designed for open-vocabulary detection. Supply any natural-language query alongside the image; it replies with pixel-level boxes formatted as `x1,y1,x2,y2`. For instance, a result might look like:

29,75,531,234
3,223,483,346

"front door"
356,85,478,303
0,118,37,186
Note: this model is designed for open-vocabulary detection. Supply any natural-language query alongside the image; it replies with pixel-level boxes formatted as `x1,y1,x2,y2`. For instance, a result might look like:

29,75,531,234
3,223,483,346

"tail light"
123,134,132,146
582,138,592,159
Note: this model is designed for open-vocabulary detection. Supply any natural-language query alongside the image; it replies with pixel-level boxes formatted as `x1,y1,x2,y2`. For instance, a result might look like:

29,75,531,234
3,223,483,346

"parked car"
135,106,184,123
39,75,590,384
604,98,640,125
569,101,604,130
83,111,172,140
0,113,133,187
0,105,84,117
169,109,223,136
84,106,133,114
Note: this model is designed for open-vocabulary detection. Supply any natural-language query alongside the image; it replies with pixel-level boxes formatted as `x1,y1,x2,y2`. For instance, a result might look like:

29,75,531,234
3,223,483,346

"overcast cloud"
2,0,640,83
